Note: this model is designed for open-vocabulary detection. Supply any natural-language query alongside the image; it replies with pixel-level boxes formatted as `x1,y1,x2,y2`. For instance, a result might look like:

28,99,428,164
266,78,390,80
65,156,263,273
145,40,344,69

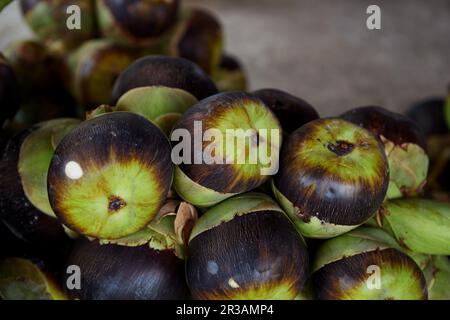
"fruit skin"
272,118,389,238
20,0,96,49
168,8,223,75
47,112,173,240
0,257,68,300
252,88,319,134
96,0,179,47
172,91,282,207
64,238,189,300
312,227,427,300
111,55,218,104
341,106,428,199
406,97,447,137
4,40,63,93
212,54,247,92
186,193,309,300
377,198,450,255
0,125,70,248
0,53,20,126
67,39,137,111
18,118,81,217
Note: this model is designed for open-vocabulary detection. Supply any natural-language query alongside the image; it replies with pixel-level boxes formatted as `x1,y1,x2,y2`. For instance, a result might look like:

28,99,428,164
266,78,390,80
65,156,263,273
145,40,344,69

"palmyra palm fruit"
312,227,428,300
253,88,319,134
64,238,189,300
168,8,223,74
272,118,389,238
111,55,218,104
172,91,282,207
47,112,173,239
19,0,96,49
186,192,309,300
67,39,137,111
212,54,248,92
96,0,179,47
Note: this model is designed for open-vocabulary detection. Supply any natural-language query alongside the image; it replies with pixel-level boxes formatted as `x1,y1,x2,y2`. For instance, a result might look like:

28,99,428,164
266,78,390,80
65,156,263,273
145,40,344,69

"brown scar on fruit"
295,207,311,223
108,195,127,213
397,237,410,250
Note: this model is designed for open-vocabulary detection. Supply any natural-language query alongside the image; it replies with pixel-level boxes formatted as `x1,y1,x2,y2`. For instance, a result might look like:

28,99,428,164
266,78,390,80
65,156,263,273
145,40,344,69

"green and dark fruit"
212,54,247,92
341,106,428,199
406,97,447,137
312,228,428,300
4,40,63,93
272,118,389,238
0,125,71,248
20,0,96,49
252,88,319,134
47,112,173,239
172,92,282,207
169,8,223,75
64,238,189,300
97,0,179,47
67,39,137,111
0,53,20,126
186,193,309,300
111,55,218,104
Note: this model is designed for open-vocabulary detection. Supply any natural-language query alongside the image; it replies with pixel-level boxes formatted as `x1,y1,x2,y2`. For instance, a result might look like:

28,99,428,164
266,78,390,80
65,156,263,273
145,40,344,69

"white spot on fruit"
207,261,219,275
65,161,84,180
228,277,240,289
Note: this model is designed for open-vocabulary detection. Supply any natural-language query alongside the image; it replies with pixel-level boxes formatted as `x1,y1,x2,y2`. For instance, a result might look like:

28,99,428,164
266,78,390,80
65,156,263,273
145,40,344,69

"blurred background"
0,0,449,116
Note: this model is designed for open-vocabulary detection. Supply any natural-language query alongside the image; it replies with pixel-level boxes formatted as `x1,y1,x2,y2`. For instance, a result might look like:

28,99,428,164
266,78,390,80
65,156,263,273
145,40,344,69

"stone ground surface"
1,0,449,116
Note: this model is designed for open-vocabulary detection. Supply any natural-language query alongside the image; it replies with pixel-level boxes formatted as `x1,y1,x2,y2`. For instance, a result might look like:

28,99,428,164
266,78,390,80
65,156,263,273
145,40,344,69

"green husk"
189,192,287,241
18,118,81,217
378,198,450,255
423,256,450,300
173,166,238,208
115,86,197,135
383,138,429,199
312,226,396,272
271,180,359,238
